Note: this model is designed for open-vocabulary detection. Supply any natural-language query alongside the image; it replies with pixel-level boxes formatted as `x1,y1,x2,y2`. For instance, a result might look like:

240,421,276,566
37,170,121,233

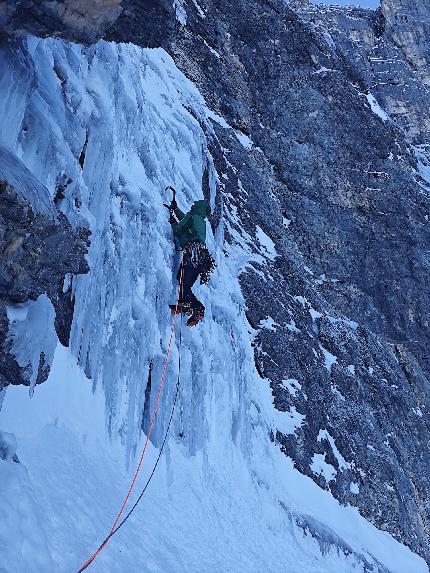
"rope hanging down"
77,265,184,572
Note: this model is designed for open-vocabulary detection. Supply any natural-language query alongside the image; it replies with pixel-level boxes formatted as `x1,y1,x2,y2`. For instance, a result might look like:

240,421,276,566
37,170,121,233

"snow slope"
0,37,427,573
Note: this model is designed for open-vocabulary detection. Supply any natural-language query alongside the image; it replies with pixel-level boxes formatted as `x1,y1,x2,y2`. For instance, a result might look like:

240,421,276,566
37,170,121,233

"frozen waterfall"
0,37,427,573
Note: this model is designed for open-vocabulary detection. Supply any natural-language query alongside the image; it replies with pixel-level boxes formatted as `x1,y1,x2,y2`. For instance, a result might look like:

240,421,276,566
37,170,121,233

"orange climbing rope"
78,265,184,572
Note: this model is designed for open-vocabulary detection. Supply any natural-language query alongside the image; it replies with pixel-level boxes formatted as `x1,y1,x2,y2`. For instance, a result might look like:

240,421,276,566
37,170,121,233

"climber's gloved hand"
165,186,177,211
169,212,177,225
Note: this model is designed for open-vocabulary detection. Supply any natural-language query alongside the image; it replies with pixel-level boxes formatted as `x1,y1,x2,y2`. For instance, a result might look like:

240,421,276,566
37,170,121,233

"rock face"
0,151,90,391
157,0,430,560
1,0,430,565
0,0,122,43
295,0,430,143
0,0,177,45
382,0,430,86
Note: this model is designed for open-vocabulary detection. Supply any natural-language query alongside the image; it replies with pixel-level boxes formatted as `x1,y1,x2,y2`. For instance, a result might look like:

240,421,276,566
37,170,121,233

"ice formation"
0,37,427,573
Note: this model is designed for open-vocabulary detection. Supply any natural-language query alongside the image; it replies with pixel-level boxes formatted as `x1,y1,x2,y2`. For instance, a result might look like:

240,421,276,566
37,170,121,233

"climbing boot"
186,308,205,327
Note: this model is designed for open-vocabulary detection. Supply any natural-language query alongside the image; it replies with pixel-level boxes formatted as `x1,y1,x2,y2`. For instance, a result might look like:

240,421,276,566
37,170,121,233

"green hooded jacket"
172,199,211,250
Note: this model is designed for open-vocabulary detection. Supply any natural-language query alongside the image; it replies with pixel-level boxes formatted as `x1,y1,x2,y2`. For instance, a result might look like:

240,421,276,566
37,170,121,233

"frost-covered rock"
0,430,17,461
0,153,90,391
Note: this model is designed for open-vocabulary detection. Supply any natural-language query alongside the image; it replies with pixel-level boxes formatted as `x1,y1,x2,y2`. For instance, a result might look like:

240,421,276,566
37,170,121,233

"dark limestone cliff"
0,149,90,391
1,0,430,565
158,1,430,559
0,0,178,45
296,0,430,143
0,0,122,43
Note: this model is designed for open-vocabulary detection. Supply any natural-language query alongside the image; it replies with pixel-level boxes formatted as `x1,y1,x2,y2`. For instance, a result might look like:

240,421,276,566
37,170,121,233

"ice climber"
165,187,215,327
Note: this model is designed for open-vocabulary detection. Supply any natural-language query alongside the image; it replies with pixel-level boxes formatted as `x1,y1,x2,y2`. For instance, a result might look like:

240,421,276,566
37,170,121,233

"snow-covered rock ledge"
0,150,90,392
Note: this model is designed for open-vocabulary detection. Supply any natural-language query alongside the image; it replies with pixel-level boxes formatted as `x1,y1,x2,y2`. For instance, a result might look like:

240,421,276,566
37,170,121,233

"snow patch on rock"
311,453,337,483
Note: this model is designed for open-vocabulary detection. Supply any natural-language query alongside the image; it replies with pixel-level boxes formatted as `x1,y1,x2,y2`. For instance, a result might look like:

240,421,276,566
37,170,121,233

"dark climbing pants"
177,241,212,315
178,261,205,314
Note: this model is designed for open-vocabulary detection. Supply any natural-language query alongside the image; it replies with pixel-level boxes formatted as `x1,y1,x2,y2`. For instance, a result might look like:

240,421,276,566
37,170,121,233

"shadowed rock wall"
0,151,89,391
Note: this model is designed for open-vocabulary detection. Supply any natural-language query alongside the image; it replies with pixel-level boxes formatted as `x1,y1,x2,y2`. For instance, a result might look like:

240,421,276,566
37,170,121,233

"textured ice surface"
0,37,427,573
0,146,55,216
7,294,57,393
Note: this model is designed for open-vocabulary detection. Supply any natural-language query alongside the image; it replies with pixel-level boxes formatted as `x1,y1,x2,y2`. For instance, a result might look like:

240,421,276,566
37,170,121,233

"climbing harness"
77,266,184,572
182,240,216,286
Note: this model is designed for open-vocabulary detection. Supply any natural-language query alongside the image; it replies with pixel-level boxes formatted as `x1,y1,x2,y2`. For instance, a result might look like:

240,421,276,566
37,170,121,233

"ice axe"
164,186,181,251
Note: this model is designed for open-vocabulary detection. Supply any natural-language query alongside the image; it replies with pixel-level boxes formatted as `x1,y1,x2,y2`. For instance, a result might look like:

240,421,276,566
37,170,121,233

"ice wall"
0,37,427,573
